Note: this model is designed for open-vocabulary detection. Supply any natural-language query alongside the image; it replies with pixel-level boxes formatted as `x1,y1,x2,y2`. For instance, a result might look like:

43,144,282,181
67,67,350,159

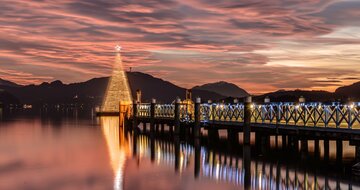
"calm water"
0,112,359,190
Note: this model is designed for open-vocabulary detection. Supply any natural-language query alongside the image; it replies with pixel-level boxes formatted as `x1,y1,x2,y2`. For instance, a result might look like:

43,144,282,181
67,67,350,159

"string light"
102,45,133,112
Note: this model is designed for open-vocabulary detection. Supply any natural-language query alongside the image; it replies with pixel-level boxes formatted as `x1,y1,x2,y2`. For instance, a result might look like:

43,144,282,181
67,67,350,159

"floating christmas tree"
102,45,132,112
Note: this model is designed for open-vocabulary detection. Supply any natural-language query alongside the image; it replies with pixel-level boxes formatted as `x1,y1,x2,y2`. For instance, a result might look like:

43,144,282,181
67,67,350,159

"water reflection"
0,116,113,189
133,135,194,173
2,114,359,189
100,117,132,190
105,122,360,190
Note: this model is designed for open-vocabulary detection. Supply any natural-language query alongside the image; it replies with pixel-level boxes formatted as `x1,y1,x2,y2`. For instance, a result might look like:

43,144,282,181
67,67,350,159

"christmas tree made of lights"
102,45,132,112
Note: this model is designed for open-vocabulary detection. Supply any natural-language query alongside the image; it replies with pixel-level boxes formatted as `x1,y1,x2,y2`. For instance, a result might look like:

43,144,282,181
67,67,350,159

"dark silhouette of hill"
0,78,21,87
0,72,225,106
127,72,225,103
253,90,336,103
1,72,359,106
193,81,249,98
335,81,360,101
0,89,20,105
252,81,360,103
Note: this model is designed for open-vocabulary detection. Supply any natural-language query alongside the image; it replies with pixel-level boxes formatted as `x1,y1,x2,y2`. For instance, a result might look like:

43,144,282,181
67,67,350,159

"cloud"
0,0,359,93
0,160,24,174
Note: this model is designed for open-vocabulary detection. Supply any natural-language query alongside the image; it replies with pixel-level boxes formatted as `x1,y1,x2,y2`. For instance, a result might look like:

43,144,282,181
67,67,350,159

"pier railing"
132,102,360,129
134,103,194,121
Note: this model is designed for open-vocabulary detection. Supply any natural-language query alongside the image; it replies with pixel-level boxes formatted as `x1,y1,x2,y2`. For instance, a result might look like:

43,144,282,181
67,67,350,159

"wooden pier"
123,96,360,163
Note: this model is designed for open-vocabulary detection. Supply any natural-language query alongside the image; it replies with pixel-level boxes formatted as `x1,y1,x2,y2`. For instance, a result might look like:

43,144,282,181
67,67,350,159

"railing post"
119,100,126,127
294,104,298,125
264,97,270,123
207,100,213,121
244,96,252,145
348,105,353,129
336,105,340,128
303,105,308,126
261,105,265,123
150,98,156,134
234,98,239,104
276,104,281,125
324,105,328,128
313,105,317,127
211,102,216,122
295,96,306,126
136,89,142,103
299,96,306,104
285,105,289,125
194,97,201,138
174,97,181,135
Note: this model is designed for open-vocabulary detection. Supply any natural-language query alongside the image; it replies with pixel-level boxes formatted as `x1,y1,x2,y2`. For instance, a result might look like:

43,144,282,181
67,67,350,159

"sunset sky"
0,0,359,93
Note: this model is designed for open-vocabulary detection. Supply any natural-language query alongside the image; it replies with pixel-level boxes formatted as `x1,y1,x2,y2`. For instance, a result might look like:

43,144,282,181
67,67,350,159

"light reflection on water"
1,115,360,190
100,116,132,190
121,123,360,190
0,116,113,190
128,135,360,189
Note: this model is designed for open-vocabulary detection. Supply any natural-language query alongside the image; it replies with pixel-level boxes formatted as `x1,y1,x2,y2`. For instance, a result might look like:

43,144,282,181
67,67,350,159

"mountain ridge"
0,78,22,87
0,72,225,106
193,81,249,98
1,72,360,106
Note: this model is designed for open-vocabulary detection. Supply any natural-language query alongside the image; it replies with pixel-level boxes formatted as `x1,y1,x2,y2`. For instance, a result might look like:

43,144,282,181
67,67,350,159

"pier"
122,95,360,163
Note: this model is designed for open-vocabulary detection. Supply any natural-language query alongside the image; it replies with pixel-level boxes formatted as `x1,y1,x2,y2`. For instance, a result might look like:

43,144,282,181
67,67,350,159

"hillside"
1,73,359,106
253,90,336,103
0,78,21,87
335,82,360,101
0,89,20,105
0,72,225,106
193,81,249,98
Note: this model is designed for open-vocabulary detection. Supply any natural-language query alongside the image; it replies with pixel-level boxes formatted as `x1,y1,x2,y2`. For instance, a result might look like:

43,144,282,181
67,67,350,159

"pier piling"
324,139,330,161
194,97,201,138
132,101,138,130
282,135,287,150
356,146,360,162
150,98,156,135
174,97,181,135
243,96,252,145
336,140,343,163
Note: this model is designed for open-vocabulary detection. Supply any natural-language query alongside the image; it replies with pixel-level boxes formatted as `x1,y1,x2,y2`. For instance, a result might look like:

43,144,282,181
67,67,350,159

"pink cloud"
0,0,359,93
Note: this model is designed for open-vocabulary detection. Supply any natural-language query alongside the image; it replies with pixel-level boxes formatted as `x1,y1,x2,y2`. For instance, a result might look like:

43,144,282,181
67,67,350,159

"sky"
0,0,359,94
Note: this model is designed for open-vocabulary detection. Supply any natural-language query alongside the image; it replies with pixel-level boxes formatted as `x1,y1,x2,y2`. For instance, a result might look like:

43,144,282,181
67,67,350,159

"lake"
0,111,359,190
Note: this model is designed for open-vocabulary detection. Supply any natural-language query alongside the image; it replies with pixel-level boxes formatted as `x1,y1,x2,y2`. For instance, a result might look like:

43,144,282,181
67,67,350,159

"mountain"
0,89,20,105
193,81,249,98
253,89,336,103
0,72,225,106
127,72,225,103
335,81,360,101
1,72,359,106
0,78,21,87
252,81,360,103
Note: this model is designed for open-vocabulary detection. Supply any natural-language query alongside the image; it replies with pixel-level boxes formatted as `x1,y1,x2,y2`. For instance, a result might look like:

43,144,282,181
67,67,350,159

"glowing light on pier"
102,45,132,112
